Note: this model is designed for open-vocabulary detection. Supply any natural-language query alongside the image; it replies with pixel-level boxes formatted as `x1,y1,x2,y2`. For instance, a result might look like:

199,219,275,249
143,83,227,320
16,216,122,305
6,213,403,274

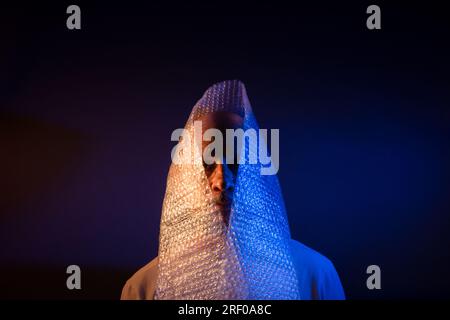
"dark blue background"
1,1,449,299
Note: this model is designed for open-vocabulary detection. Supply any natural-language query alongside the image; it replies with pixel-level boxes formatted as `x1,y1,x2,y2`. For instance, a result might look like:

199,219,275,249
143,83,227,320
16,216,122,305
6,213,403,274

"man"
121,80,345,300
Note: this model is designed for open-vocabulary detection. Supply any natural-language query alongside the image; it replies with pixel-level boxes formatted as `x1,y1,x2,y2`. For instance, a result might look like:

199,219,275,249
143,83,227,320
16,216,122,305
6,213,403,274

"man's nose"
211,164,234,193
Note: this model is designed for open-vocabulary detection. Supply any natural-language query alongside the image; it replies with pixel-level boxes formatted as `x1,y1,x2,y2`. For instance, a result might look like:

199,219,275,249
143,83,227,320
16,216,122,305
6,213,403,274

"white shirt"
121,239,345,300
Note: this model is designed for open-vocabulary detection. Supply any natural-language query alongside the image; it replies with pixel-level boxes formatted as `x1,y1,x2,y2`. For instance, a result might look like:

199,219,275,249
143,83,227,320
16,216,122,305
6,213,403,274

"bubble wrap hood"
154,80,301,300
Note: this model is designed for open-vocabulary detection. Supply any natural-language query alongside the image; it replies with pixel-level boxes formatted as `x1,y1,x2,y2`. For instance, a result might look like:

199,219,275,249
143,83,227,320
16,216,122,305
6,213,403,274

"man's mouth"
214,193,232,208
212,194,232,225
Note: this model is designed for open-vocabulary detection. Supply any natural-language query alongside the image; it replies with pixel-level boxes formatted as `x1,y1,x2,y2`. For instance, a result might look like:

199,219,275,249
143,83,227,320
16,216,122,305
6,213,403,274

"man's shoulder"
288,239,345,300
288,239,335,273
121,257,158,300
127,257,159,284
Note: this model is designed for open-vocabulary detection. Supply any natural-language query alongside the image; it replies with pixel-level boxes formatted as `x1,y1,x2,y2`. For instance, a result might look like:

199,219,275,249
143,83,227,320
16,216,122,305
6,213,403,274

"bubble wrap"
154,80,301,300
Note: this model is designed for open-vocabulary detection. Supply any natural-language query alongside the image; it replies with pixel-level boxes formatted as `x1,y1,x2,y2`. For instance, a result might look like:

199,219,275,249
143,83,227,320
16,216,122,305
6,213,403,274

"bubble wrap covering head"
154,80,300,300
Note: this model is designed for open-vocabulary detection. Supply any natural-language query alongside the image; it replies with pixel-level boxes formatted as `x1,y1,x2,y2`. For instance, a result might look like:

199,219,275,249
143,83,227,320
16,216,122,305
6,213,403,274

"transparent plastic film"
154,80,300,300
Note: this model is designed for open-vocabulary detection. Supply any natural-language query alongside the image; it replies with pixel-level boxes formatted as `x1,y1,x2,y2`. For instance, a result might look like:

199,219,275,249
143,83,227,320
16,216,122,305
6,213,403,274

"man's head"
157,80,300,300
199,111,244,223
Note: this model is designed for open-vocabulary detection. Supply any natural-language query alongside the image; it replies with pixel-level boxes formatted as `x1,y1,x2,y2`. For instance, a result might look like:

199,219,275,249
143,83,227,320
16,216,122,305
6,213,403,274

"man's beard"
212,193,233,226
213,195,232,228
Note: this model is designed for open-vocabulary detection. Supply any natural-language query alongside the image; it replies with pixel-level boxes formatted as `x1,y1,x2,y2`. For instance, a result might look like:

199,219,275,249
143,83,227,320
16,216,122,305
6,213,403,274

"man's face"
200,112,244,223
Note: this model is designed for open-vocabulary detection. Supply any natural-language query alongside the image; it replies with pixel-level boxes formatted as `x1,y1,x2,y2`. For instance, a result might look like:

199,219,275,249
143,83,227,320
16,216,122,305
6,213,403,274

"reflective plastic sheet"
154,80,300,300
